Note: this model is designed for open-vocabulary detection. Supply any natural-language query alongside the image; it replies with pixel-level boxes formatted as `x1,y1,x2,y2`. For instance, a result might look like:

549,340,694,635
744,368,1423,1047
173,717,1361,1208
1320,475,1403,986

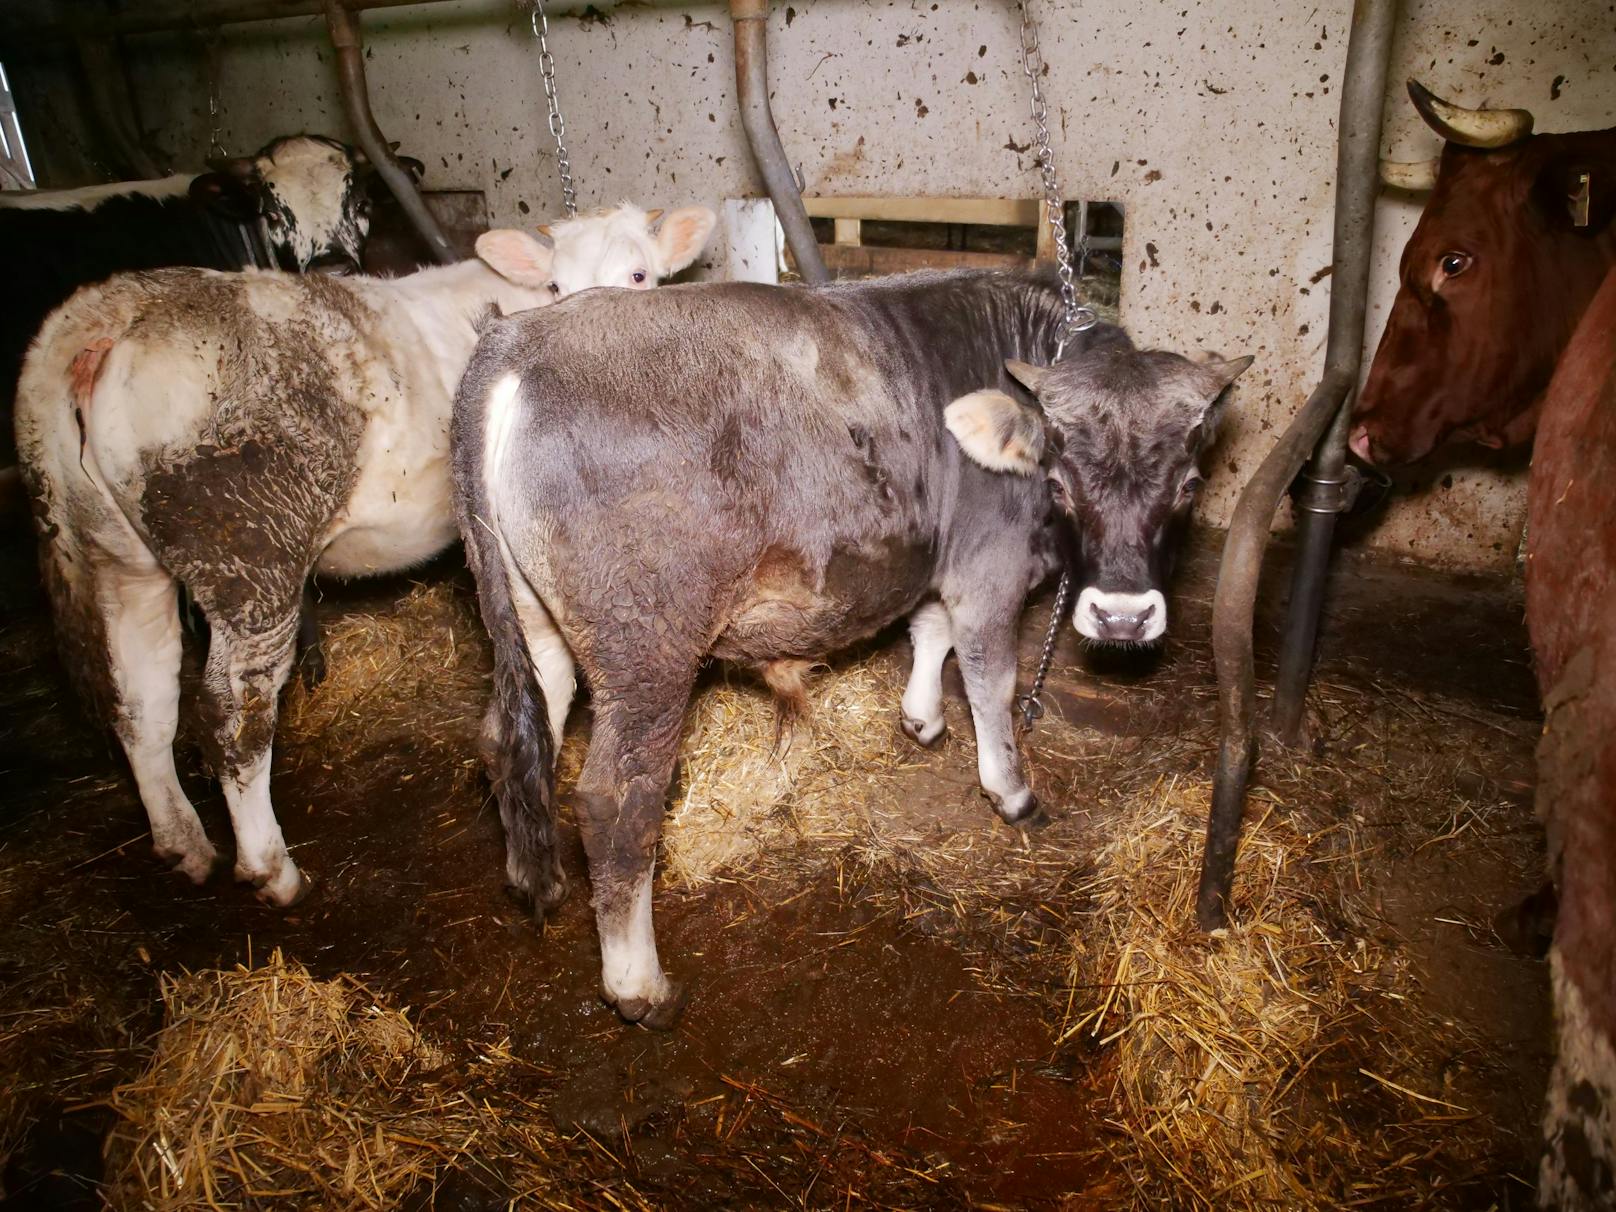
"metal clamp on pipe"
1292,465,1366,515
730,0,828,283
323,0,456,265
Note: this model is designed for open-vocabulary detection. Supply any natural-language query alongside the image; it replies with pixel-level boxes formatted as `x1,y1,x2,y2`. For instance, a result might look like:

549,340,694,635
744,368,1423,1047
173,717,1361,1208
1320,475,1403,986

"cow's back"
1,193,249,462
19,268,377,607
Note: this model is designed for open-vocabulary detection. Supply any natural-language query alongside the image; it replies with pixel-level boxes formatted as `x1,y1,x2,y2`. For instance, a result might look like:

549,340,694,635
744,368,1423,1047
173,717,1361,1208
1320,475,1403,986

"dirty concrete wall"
14,0,1615,571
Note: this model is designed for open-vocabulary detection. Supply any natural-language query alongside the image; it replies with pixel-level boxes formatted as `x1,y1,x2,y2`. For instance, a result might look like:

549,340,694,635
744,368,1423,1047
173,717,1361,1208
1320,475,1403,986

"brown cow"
1527,266,1616,1211
1349,80,1615,465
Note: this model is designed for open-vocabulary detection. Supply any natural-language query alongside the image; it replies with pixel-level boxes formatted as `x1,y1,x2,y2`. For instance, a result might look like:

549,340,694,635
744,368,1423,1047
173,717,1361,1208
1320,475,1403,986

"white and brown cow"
17,202,717,907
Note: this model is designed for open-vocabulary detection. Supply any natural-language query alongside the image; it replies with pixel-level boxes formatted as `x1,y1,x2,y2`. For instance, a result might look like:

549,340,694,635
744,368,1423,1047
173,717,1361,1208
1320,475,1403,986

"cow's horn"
1380,158,1440,191
1407,78,1533,149
644,208,664,224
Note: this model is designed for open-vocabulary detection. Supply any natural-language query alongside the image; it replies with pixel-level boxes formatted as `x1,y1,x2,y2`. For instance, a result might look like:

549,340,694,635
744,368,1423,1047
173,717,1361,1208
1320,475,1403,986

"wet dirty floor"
0,523,1547,1209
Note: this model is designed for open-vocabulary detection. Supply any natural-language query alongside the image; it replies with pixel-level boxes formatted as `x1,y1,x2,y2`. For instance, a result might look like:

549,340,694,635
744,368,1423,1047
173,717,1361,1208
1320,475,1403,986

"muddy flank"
0,528,1546,1209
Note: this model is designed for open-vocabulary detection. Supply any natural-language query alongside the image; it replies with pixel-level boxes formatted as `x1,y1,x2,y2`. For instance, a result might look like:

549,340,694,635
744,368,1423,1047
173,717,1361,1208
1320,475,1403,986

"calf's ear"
1188,354,1254,450
654,206,719,275
945,389,1046,476
190,171,263,221
476,229,555,287
1195,353,1254,396
1004,359,1052,396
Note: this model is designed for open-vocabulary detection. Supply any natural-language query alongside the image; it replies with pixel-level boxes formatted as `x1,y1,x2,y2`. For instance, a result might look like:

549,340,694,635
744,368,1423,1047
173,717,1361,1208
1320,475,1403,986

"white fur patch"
1074,588,1167,643
1541,949,1616,1209
481,373,524,518
599,869,671,1006
0,174,193,211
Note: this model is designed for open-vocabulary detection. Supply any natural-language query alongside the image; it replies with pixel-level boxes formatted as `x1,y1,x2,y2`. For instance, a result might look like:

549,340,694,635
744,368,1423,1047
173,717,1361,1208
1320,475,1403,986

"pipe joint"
1292,466,1366,515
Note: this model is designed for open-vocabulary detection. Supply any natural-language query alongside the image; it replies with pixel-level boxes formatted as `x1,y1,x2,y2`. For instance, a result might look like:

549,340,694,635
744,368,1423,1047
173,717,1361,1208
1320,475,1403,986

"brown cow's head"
1350,81,1616,466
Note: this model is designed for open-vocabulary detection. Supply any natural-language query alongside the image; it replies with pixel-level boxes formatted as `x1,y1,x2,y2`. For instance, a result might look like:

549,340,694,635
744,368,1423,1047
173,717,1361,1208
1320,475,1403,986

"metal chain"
1017,574,1073,733
205,33,228,161
530,0,577,217
1018,1,1095,357
1016,1,1087,731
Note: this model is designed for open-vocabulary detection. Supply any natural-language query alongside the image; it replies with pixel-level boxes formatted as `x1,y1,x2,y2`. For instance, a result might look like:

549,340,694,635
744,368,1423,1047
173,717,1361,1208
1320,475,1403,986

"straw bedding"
87,576,1539,1209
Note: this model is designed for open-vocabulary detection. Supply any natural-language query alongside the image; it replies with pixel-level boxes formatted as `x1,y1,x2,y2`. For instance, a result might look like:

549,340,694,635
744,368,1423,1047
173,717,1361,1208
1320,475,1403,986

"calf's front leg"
950,602,1044,827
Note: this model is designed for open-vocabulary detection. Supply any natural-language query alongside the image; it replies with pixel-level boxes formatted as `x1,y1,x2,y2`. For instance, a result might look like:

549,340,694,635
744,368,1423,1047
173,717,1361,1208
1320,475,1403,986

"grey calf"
454,270,1248,1027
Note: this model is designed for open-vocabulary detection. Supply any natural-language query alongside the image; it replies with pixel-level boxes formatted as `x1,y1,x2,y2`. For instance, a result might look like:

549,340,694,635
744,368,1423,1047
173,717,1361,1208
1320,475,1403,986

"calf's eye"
1437,251,1472,278
548,282,561,297
632,271,647,284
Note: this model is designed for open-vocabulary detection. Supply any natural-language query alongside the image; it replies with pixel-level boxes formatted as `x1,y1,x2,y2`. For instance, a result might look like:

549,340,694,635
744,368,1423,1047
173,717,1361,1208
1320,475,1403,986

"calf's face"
474,203,717,303
946,348,1250,644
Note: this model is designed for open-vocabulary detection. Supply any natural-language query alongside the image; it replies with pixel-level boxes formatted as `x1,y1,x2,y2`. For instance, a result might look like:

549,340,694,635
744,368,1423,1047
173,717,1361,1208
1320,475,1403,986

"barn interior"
0,0,1605,1208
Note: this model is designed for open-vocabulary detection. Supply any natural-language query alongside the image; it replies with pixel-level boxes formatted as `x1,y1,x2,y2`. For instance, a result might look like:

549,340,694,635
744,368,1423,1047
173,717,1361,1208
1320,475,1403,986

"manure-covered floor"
0,522,1548,1210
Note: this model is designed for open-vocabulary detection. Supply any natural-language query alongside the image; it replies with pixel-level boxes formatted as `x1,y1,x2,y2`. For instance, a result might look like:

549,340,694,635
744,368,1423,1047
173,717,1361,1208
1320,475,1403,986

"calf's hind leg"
101,565,219,883
198,610,305,906
900,600,953,748
575,669,697,1030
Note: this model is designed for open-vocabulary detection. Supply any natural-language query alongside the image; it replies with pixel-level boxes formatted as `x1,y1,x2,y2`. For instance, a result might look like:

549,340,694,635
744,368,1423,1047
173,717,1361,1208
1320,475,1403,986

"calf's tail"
453,370,567,914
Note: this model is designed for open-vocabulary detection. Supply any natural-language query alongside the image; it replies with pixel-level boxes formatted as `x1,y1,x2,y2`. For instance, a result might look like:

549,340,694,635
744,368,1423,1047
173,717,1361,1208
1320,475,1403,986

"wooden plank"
814,243,1035,277
1035,200,1057,263
803,196,1040,228
833,217,862,246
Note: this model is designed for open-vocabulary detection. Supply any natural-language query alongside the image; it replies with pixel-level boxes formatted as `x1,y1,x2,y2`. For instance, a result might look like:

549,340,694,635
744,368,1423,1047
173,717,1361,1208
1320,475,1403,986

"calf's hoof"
156,842,222,886
990,789,1049,830
605,980,689,1032
297,643,328,692
240,862,311,909
900,714,947,749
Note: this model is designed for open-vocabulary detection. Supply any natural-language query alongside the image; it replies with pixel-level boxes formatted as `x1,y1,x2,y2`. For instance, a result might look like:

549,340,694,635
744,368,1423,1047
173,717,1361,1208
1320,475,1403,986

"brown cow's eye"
1438,251,1472,278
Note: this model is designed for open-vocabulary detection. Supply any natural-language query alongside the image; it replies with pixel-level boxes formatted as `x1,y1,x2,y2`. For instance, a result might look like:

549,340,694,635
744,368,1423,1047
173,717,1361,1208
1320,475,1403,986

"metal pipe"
322,0,455,265
730,0,829,284
1195,0,1399,931
1271,386,1358,741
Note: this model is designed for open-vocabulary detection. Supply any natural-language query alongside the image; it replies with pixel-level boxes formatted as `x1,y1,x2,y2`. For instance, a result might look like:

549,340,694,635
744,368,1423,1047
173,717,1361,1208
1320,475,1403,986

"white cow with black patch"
17,202,718,907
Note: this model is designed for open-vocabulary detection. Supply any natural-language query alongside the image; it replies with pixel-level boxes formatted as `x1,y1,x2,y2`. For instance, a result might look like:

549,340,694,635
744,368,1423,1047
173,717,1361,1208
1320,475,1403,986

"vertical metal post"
1272,393,1358,741
323,0,455,265
1196,0,1400,929
730,0,828,284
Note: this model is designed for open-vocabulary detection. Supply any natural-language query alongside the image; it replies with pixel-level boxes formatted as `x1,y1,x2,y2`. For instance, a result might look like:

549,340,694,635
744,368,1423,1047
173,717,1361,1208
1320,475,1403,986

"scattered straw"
280,583,488,762
650,659,915,886
103,951,460,1209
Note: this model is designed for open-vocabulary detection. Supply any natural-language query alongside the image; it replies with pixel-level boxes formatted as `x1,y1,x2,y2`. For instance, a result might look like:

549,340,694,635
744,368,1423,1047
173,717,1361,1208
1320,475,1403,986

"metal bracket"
1293,465,1366,515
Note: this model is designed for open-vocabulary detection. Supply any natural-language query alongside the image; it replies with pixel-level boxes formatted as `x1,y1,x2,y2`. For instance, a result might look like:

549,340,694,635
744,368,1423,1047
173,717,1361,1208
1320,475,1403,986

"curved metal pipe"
730,0,828,284
323,0,455,265
1196,0,1400,930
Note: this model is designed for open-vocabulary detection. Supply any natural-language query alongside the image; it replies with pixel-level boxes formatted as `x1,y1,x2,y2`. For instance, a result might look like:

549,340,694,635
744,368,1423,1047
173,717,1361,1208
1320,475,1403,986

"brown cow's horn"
1407,78,1533,149
645,208,664,224
1380,158,1440,191
536,224,553,238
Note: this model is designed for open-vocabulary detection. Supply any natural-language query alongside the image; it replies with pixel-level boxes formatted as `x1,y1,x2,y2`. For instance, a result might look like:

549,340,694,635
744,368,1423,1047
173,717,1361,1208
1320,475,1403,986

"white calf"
17,203,717,905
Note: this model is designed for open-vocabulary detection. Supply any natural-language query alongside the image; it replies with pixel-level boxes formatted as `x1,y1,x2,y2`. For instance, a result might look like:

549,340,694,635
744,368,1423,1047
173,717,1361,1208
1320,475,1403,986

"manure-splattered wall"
11,0,1615,570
